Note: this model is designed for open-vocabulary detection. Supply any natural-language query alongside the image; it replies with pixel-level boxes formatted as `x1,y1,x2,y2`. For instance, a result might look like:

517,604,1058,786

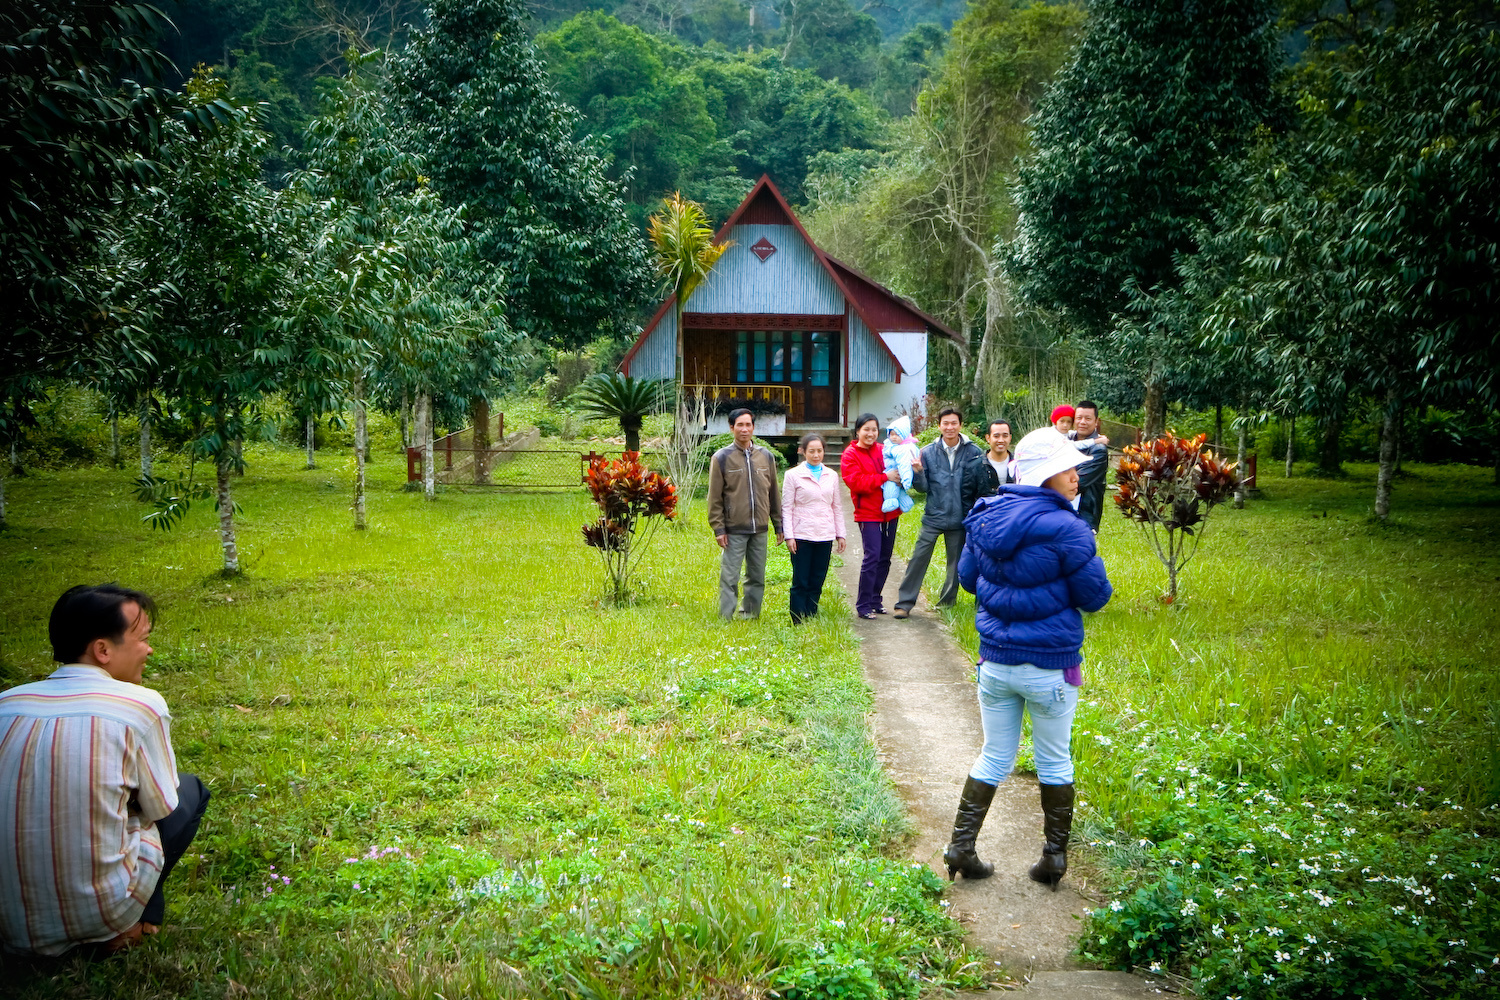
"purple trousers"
856,519,899,615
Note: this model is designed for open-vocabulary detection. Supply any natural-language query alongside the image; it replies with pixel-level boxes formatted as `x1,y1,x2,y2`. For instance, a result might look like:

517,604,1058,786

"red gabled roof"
623,176,954,376
824,255,962,345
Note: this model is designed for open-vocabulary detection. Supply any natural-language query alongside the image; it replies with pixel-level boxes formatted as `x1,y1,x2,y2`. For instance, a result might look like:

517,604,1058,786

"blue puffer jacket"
958,485,1112,669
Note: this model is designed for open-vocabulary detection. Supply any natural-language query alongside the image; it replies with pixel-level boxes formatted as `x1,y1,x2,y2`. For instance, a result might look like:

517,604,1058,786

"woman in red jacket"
841,413,903,619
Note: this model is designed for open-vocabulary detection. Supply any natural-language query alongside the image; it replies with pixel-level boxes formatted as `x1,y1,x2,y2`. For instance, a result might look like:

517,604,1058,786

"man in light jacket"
894,406,988,618
708,409,784,620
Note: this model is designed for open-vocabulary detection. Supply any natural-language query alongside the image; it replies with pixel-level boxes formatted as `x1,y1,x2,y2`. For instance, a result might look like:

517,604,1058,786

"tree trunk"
138,395,152,479
625,420,641,454
400,390,411,450
217,457,240,574
419,392,435,500
305,413,316,469
965,255,1010,418
353,378,367,530
1285,414,1295,477
110,410,121,468
472,396,491,485
1143,378,1166,439
1374,393,1399,520
9,439,19,477
1233,410,1248,509
1317,412,1342,476
0,468,7,528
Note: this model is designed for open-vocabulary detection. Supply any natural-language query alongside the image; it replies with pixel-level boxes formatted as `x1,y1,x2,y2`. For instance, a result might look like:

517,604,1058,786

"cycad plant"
573,373,668,453
648,192,730,380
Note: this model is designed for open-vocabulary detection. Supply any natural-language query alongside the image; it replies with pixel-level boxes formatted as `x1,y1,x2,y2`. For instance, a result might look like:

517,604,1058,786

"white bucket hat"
1013,428,1090,487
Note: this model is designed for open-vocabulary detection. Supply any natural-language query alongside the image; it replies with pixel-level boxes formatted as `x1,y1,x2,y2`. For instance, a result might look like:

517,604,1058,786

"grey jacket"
708,444,783,536
912,437,988,531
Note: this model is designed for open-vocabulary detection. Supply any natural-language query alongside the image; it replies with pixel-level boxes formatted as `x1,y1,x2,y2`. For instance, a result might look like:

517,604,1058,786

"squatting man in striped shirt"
0,585,210,956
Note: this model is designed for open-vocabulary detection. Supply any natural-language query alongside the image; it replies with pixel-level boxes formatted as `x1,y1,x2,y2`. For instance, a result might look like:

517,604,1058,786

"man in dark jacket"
707,409,783,620
1068,400,1110,532
893,407,988,618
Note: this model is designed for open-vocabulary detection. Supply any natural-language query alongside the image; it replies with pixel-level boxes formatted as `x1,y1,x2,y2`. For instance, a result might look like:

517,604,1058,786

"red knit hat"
1050,404,1076,422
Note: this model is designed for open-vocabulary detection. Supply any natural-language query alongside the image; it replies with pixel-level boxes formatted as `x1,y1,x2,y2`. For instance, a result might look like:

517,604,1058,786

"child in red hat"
1050,404,1075,434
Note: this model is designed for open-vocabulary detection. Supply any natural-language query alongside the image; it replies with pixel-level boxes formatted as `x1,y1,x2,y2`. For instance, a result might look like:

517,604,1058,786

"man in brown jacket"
708,409,784,620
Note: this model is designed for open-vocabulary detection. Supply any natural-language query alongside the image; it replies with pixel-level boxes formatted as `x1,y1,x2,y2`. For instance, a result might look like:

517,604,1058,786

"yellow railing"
682,383,791,407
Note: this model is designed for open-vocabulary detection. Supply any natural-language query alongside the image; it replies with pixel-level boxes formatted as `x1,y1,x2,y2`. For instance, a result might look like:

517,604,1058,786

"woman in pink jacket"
781,433,846,623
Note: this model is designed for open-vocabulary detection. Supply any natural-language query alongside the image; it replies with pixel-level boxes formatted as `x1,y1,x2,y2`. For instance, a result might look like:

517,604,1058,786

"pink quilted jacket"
781,463,846,542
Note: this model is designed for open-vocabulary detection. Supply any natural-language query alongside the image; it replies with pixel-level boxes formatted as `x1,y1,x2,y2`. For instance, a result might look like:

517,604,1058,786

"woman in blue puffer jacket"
942,428,1112,890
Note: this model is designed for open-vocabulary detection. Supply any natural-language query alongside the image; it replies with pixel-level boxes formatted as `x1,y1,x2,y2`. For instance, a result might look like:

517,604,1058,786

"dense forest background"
156,0,956,202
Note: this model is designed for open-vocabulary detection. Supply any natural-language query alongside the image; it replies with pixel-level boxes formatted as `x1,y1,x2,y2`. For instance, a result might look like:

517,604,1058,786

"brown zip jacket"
708,444,783,536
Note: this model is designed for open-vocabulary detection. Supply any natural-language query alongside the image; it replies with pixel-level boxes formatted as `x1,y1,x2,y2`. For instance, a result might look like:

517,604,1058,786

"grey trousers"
896,523,965,610
719,531,768,619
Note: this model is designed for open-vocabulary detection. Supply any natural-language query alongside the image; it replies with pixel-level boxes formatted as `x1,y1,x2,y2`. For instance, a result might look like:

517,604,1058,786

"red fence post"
445,433,452,470
1245,453,1258,493
406,447,417,482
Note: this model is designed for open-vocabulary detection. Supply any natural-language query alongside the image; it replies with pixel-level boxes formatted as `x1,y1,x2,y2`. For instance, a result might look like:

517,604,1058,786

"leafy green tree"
774,0,882,90
1008,0,1282,436
536,16,885,215
290,54,511,512
391,0,653,350
872,22,946,117
537,13,740,222
1,1,185,379
109,70,293,572
1205,5,1500,517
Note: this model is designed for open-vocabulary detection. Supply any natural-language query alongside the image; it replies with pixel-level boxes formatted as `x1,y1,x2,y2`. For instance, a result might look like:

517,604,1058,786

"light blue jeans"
970,660,1078,786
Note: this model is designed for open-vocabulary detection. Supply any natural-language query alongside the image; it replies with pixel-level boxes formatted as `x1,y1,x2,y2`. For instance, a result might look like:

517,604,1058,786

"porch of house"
681,326,843,428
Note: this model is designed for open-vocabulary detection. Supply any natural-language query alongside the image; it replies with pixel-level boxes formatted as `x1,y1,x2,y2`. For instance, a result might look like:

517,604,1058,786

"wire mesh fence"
407,440,666,490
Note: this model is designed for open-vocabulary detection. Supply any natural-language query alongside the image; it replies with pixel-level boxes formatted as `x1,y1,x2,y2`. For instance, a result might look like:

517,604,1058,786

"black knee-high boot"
1028,782,1074,890
943,776,997,881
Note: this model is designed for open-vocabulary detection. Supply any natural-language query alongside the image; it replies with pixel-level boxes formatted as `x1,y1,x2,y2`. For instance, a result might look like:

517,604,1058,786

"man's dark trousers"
897,522,965,609
141,772,210,925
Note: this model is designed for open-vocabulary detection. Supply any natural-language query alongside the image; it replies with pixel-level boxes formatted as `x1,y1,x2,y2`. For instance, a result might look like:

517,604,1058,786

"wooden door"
804,331,839,423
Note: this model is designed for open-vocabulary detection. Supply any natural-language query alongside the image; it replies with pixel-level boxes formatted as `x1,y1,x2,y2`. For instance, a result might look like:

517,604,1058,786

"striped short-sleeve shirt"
0,665,179,955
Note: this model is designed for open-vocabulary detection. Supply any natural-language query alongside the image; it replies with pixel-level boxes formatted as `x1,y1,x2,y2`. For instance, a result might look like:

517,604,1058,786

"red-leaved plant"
1115,433,1240,602
582,452,678,603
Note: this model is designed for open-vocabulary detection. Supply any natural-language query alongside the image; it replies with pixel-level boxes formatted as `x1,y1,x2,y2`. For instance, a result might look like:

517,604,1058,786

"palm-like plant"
573,373,668,453
647,192,730,379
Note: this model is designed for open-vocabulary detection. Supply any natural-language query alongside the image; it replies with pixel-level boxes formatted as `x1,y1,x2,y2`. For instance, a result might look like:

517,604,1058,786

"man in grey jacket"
894,407,988,618
707,409,784,620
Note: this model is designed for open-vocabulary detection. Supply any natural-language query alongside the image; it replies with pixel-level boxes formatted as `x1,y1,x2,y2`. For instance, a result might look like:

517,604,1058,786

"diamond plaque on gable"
750,236,777,262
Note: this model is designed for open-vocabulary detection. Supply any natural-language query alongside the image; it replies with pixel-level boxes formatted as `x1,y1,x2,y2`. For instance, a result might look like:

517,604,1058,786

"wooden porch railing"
682,383,792,408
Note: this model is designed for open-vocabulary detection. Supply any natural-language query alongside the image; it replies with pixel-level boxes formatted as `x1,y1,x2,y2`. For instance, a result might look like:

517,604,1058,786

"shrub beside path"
835,500,1161,998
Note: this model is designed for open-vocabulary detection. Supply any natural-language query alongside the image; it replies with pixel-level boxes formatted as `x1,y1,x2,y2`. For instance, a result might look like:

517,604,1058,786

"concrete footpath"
835,502,1165,998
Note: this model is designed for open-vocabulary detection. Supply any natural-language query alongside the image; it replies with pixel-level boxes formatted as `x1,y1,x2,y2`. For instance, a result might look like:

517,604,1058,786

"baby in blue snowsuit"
881,416,921,513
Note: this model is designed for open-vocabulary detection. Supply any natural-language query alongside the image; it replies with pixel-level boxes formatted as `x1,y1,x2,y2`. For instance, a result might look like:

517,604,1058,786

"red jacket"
841,441,900,523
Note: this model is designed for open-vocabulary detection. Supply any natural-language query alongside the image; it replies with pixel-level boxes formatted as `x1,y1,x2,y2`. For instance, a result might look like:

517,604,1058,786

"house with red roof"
620,175,960,442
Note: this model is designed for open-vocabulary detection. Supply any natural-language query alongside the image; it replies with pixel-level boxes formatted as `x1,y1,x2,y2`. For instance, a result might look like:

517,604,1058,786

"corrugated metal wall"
691,225,845,315
848,312,898,382
628,309,676,378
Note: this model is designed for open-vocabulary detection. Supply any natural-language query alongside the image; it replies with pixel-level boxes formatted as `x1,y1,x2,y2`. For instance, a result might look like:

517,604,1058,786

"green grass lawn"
900,462,1500,998
0,445,981,999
